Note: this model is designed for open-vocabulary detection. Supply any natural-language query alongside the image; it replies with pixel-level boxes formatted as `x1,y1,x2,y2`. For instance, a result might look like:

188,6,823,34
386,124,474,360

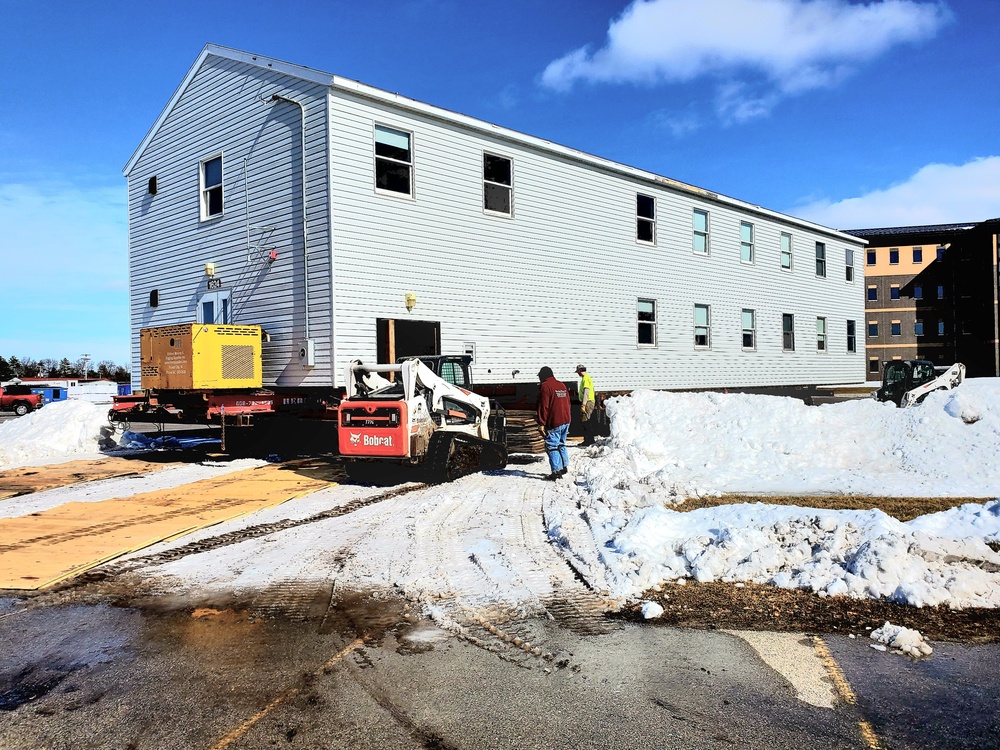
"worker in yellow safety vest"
575,364,596,446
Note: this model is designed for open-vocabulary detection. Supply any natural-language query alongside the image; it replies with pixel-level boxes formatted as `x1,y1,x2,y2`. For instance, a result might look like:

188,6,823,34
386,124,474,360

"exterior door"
377,318,441,363
198,290,231,325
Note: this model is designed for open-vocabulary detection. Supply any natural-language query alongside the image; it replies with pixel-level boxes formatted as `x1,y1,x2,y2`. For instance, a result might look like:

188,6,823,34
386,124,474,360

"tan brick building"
846,220,1000,381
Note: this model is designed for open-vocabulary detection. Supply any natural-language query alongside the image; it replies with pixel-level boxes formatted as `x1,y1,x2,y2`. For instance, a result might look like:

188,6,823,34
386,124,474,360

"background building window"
868,321,878,337
845,249,854,282
869,358,880,373
890,285,900,300
914,285,923,300
483,153,512,214
938,320,946,335
782,313,795,351
637,194,655,243
815,242,826,277
889,248,899,264
936,247,946,261
200,155,223,219
937,285,945,299
914,320,924,336
638,299,656,346
816,317,827,351
847,320,856,352
375,124,412,195
740,222,754,263
913,247,923,263
866,249,876,265
891,320,901,336
693,209,709,254
742,309,756,350
867,286,877,301
781,233,792,270
694,304,711,348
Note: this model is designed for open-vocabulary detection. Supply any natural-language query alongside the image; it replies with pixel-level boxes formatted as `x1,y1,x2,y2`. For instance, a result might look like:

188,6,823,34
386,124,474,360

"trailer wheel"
13,402,29,417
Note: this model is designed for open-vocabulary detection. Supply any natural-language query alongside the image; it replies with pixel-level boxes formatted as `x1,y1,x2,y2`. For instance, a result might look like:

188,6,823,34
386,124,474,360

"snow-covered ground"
4,379,1000,613
0,400,117,469
548,380,1000,609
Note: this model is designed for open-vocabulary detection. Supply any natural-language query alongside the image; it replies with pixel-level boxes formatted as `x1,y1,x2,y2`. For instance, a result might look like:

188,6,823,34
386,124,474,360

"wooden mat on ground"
0,461,338,590
0,458,172,500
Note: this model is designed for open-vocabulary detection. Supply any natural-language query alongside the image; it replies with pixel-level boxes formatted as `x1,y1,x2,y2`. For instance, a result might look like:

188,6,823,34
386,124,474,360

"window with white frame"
816,317,827,351
637,194,655,243
374,124,413,195
483,153,512,215
693,209,709,254
200,155,223,220
694,304,711,348
782,313,795,351
780,232,792,270
742,309,756,350
638,299,656,346
198,289,231,325
815,242,826,277
846,320,856,352
740,221,754,263
845,249,854,282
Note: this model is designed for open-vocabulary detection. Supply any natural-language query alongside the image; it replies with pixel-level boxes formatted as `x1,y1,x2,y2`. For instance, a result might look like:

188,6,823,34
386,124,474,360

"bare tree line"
0,355,130,383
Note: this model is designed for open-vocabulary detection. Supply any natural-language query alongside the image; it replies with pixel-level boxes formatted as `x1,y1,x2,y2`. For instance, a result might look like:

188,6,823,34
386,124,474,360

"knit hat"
537,366,554,381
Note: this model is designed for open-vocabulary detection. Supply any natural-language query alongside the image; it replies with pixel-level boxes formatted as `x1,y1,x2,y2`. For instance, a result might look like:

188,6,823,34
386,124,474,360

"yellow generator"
140,324,263,390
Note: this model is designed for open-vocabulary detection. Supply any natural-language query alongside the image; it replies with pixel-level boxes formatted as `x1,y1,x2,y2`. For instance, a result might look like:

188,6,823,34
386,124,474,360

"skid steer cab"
875,360,966,407
338,358,506,483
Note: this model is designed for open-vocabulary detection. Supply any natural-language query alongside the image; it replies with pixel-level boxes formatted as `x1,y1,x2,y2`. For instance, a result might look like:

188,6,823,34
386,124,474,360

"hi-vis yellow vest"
578,373,595,403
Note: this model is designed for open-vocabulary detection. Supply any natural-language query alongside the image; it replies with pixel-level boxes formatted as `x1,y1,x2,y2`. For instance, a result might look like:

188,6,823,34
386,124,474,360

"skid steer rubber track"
425,432,508,484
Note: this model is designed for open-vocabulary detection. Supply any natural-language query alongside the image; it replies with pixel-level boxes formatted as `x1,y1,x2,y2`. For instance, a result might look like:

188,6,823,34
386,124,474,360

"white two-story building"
124,44,866,394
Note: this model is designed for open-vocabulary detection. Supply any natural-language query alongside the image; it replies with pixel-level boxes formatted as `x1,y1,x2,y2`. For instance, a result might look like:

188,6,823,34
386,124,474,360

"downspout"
269,94,310,341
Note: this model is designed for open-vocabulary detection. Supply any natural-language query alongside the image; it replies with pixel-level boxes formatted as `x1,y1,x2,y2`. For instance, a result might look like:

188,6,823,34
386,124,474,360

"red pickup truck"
0,385,44,416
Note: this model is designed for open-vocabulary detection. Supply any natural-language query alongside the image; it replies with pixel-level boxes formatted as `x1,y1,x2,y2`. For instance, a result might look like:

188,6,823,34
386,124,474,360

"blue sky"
2,0,999,364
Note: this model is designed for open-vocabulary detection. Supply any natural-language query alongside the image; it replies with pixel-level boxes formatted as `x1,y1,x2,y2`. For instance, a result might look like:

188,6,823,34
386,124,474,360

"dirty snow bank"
547,380,1000,609
0,400,116,470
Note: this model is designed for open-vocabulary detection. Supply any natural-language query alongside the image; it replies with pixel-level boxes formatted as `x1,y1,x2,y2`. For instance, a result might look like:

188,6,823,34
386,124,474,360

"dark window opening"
375,125,412,195
484,154,512,214
637,194,655,242
782,313,795,351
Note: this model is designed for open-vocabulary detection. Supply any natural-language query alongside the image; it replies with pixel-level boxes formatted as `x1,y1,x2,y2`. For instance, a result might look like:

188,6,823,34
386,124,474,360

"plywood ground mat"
0,461,338,590
0,457,173,500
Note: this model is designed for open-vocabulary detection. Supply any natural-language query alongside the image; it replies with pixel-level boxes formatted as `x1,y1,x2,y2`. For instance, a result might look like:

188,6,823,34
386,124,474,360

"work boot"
544,472,559,481
557,468,568,478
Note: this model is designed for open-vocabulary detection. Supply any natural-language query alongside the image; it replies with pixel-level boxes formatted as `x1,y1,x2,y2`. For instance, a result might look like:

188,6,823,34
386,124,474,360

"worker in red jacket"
537,366,572,480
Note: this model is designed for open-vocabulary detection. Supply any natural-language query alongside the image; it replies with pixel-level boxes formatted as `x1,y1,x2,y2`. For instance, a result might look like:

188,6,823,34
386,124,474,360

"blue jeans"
544,423,570,473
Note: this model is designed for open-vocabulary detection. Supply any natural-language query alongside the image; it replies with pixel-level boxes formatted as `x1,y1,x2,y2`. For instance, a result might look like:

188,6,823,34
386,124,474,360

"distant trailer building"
846,220,1000,380
124,44,867,394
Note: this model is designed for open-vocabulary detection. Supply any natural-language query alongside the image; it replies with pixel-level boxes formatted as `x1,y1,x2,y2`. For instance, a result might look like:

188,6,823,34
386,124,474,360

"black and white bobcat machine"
875,360,966,407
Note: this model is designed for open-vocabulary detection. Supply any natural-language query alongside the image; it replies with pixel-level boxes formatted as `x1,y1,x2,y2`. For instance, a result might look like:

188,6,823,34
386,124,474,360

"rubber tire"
13,403,29,417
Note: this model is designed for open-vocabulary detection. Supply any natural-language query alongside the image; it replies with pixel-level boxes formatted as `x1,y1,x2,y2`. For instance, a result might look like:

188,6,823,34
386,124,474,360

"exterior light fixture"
405,292,417,311
205,262,216,277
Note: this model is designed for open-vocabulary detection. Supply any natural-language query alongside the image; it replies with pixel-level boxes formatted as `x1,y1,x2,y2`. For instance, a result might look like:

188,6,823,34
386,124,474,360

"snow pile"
0,400,116,469
547,380,1000,609
640,601,664,619
870,621,933,657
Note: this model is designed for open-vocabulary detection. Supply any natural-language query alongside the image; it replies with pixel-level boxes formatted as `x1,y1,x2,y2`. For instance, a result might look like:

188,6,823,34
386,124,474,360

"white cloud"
793,156,1000,228
542,0,950,122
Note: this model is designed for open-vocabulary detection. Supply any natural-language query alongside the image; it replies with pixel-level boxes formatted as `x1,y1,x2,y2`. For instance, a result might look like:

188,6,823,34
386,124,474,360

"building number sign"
207,278,223,290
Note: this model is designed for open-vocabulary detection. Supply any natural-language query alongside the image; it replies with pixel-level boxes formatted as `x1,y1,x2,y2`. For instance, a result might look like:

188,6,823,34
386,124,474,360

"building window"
937,285,945,299
913,247,923,263
782,313,795,351
483,153,512,215
866,249,876,265
693,209,709,254
869,358,880,374
816,317,827,351
198,289,231,325
845,249,854,282
200,155,223,219
914,284,923,300
636,194,655,243
742,309,756,350
374,124,413,195
937,246,946,261
694,304,711,348
868,321,878,337
891,320,901,336
815,242,826,277
938,320,946,335
889,248,899,264
781,233,792,270
847,320,857,352
914,320,924,336
740,221,754,263
638,299,656,346
890,285,900,301
867,286,877,302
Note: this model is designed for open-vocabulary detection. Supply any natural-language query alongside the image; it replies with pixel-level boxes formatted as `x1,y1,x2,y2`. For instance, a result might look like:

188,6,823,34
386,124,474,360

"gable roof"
124,44,865,245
